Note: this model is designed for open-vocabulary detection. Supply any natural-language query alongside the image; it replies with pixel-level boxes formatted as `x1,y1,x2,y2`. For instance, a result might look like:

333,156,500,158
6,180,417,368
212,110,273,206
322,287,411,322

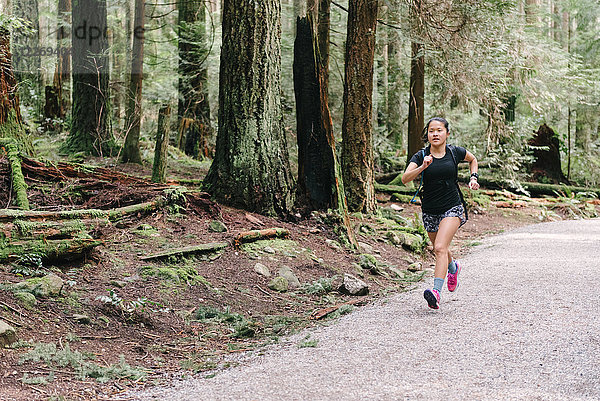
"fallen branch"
310,297,368,320
233,228,290,246
0,316,23,327
0,300,23,315
138,242,228,261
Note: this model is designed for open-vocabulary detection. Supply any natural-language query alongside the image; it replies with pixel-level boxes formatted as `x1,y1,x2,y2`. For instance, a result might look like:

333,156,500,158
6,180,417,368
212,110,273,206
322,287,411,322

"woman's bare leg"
431,217,461,280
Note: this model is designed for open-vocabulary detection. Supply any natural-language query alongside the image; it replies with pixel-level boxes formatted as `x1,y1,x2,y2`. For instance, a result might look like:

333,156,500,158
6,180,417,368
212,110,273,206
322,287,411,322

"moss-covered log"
0,238,103,262
0,197,164,223
233,228,290,246
457,174,600,198
374,183,417,196
139,242,228,261
2,219,108,241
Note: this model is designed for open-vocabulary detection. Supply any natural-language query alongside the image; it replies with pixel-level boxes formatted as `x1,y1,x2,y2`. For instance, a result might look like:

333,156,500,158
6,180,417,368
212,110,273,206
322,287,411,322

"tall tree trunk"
178,0,212,159
65,0,112,156
204,0,294,217
0,28,33,154
341,0,378,214
407,40,424,164
306,0,318,23
121,0,145,164
406,0,424,164
45,0,71,132
525,0,541,25
56,0,71,114
152,105,171,183
317,0,330,96
575,106,592,152
376,4,388,130
12,0,43,119
387,0,402,148
294,16,334,211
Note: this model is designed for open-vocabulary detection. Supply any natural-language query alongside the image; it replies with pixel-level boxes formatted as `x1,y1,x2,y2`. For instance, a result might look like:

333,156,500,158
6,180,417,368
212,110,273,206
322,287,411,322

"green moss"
140,262,202,285
1,137,29,209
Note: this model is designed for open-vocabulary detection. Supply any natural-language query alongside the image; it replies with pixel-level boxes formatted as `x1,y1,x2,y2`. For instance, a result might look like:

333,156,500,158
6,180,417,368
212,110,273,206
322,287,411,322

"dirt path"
120,218,600,400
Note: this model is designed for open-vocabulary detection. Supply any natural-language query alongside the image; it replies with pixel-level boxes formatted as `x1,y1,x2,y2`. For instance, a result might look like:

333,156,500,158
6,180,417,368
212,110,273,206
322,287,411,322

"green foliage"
301,277,336,295
19,342,146,382
95,289,164,320
193,305,256,338
10,253,46,277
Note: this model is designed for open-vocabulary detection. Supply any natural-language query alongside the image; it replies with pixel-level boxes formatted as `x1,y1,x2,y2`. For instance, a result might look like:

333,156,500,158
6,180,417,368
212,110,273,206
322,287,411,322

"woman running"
401,117,480,309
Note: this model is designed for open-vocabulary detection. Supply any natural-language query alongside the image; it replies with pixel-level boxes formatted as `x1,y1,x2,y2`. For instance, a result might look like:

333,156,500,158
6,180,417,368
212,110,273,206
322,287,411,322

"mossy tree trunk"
65,0,113,156
152,105,170,183
121,0,145,164
341,0,378,214
0,28,33,154
177,0,212,159
204,0,294,217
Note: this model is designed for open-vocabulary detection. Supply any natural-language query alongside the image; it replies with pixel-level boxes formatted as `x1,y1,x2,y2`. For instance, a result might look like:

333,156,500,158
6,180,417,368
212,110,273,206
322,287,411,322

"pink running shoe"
447,260,461,292
423,289,440,309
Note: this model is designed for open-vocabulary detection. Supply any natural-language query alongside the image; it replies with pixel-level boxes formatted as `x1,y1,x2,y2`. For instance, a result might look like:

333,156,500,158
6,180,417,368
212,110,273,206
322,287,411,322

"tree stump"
528,123,567,183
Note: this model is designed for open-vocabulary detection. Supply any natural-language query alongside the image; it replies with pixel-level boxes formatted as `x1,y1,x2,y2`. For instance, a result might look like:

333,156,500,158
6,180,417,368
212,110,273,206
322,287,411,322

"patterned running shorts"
422,204,466,233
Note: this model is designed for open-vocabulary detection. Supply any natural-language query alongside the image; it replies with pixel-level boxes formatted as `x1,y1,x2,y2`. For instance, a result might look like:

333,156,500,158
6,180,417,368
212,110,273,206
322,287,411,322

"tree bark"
152,105,171,183
121,0,145,164
65,0,112,156
178,0,212,159
204,0,294,217
294,16,335,211
52,0,71,122
387,0,402,148
12,0,42,118
407,0,425,164
317,0,330,96
527,123,567,183
0,28,33,154
407,40,424,164
341,0,379,214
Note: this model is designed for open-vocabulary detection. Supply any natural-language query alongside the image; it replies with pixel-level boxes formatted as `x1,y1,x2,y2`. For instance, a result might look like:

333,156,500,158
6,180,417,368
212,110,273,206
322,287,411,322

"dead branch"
233,228,290,246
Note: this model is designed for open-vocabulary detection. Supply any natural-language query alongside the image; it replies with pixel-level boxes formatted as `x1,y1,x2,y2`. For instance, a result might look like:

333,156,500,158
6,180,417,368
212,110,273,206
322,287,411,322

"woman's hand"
422,155,433,169
468,177,480,190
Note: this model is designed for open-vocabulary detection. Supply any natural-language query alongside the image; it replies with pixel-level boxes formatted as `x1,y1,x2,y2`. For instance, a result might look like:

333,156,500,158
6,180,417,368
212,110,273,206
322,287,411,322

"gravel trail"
121,219,600,400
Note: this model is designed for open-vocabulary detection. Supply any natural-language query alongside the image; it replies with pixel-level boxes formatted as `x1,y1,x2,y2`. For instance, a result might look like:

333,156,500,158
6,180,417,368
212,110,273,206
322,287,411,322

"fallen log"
0,197,164,223
139,242,228,261
3,219,109,241
457,174,600,198
0,238,103,262
233,228,290,246
374,183,416,196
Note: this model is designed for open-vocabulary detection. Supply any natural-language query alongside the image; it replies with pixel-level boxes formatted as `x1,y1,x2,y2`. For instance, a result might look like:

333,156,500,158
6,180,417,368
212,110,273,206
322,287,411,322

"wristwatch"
470,172,479,180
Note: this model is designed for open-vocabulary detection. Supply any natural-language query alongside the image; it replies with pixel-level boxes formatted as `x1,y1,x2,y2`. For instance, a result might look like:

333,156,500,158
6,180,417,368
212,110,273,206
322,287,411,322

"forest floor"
0,149,598,401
